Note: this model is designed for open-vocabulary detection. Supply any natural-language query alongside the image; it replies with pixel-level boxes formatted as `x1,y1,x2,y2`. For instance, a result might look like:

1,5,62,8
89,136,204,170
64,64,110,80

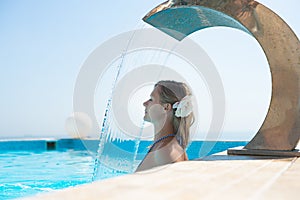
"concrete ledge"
228,147,300,157
20,152,300,200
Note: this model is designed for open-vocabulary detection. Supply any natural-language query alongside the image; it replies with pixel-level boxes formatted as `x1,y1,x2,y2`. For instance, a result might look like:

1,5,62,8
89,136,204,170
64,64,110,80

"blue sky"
0,0,299,140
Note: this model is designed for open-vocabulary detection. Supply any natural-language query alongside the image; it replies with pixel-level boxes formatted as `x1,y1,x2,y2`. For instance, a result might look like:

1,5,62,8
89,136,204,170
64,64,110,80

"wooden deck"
22,150,300,200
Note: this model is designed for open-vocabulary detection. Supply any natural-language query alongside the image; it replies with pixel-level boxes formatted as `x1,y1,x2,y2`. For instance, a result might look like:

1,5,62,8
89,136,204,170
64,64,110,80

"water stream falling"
92,28,149,181
131,121,146,169
92,51,134,180
91,25,189,181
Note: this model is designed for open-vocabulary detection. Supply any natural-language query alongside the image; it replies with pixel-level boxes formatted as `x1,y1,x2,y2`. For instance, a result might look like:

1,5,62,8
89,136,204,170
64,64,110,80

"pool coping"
0,138,100,152
19,148,300,200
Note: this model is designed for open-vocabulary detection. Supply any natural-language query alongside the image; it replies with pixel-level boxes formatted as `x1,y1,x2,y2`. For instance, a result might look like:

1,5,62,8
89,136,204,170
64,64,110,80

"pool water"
0,150,95,200
0,141,247,199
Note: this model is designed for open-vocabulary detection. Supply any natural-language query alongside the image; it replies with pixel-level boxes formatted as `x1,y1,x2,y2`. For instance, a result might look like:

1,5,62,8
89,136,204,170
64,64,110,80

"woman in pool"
136,80,194,172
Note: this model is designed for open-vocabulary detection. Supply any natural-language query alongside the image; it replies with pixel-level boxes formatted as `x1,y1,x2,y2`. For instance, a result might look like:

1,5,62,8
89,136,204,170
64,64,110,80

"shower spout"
143,0,300,156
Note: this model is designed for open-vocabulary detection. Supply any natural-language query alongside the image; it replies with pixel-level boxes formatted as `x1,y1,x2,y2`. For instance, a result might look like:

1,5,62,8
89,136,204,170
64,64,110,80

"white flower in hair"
172,95,193,117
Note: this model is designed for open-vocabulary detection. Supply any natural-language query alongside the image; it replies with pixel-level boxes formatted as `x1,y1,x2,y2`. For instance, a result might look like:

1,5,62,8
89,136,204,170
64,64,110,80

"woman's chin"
143,115,151,123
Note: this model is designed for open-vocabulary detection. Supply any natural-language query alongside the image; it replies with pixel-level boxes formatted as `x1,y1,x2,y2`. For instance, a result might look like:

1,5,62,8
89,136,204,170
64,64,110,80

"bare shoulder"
135,139,188,172
154,139,187,164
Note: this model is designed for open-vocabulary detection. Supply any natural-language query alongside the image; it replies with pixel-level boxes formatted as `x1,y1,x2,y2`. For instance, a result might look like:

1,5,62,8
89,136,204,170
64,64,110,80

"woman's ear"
163,103,172,111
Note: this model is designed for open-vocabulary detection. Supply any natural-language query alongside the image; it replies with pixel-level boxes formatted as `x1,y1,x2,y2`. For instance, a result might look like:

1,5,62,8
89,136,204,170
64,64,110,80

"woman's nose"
143,100,148,107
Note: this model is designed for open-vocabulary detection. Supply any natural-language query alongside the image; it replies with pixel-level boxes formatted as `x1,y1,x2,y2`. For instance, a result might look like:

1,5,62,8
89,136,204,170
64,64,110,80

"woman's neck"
154,122,174,141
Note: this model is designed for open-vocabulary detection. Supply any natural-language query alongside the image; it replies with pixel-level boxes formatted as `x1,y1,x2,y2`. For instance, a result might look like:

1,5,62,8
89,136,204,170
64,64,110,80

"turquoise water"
0,141,247,199
0,150,94,200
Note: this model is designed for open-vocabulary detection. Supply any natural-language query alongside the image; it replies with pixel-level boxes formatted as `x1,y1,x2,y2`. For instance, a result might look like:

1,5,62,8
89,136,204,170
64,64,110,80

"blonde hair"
155,80,194,149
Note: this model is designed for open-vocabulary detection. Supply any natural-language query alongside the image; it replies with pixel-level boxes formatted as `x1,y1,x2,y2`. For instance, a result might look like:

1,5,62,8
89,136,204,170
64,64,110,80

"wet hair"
155,80,194,149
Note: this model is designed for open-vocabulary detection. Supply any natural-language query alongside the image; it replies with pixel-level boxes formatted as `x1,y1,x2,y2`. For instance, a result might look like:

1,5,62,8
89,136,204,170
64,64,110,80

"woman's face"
143,86,166,123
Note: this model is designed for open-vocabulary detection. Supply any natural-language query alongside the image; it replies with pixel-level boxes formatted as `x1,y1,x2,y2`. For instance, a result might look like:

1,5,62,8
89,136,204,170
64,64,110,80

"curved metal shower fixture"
143,0,300,156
